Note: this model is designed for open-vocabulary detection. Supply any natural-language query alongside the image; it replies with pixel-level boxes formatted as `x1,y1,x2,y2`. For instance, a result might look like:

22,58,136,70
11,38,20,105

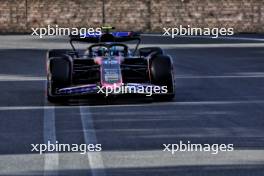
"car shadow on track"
49,95,167,106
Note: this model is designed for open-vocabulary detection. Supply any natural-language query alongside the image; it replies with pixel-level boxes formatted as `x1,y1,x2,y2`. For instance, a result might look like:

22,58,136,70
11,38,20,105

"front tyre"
150,54,175,101
47,56,72,103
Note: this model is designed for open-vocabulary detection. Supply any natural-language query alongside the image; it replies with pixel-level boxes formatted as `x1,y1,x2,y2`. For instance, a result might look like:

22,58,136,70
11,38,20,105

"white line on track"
43,83,59,175
176,74,264,79
1,43,264,49
138,43,264,48
0,100,264,111
80,106,106,176
142,33,264,42
1,73,264,82
214,36,264,42
1,36,264,50
0,74,45,81
0,150,263,172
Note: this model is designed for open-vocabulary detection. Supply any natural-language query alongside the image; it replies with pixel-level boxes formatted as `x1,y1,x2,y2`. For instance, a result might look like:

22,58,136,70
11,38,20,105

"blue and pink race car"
46,27,175,103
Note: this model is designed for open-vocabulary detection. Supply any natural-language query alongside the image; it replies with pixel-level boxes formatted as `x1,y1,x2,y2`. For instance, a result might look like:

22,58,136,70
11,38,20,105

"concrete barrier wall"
0,0,263,33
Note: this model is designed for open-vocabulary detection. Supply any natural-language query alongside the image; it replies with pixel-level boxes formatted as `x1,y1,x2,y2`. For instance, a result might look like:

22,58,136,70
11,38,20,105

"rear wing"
69,31,141,55
69,31,140,43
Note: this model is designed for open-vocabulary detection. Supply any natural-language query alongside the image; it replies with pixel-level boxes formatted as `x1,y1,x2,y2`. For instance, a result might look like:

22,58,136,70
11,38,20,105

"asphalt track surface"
0,34,264,175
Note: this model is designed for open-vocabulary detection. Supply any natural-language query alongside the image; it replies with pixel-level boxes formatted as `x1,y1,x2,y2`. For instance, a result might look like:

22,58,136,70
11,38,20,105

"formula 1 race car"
46,27,175,103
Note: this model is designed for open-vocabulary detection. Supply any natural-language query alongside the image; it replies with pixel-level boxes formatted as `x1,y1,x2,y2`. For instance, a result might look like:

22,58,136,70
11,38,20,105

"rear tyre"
139,47,163,57
47,49,76,58
150,54,175,101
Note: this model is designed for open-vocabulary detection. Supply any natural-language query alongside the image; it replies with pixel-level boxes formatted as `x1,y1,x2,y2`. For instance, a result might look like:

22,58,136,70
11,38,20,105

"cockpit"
87,43,129,57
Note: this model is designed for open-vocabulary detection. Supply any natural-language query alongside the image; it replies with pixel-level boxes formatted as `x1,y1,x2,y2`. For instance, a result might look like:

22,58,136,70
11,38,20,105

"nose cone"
101,57,123,86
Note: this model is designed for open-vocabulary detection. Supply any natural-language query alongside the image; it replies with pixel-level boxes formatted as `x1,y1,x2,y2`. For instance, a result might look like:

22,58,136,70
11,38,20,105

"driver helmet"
97,46,108,56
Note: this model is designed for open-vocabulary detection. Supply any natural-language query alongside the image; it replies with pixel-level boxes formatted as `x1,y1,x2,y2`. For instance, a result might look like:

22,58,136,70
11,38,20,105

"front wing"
56,83,166,96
